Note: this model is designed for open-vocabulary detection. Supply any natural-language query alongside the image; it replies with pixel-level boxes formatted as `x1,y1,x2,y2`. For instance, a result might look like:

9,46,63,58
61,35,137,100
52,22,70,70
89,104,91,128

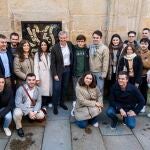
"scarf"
124,53,137,60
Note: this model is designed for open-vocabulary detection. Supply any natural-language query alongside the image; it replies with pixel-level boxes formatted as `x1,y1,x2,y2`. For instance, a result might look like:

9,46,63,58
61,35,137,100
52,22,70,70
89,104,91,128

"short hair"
78,71,97,88
142,28,150,32
10,32,19,39
0,34,7,39
92,30,102,38
118,71,129,79
58,31,68,37
123,44,136,54
128,31,136,36
26,73,36,80
76,34,86,41
0,75,5,79
140,38,150,44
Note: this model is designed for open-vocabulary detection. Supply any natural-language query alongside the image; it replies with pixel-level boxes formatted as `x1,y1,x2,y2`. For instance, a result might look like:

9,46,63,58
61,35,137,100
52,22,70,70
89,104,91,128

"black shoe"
111,119,118,129
53,107,58,115
60,104,68,110
17,128,24,137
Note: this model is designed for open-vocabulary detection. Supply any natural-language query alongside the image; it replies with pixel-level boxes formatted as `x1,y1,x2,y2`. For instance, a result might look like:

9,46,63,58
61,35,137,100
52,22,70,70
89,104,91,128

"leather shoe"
53,107,58,115
60,104,68,110
17,128,24,137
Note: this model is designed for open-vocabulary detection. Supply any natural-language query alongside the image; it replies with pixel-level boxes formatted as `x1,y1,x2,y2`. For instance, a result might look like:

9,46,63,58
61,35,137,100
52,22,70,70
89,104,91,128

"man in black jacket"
7,32,19,57
0,75,14,136
124,31,139,50
51,31,73,114
107,71,145,129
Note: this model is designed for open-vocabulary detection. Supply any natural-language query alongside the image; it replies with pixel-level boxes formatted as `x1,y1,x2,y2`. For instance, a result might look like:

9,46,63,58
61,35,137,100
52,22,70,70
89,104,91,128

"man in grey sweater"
13,73,45,137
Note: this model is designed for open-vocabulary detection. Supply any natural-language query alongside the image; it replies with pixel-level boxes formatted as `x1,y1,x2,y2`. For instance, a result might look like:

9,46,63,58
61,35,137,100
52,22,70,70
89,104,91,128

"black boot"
53,106,58,115
17,128,24,137
60,104,68,110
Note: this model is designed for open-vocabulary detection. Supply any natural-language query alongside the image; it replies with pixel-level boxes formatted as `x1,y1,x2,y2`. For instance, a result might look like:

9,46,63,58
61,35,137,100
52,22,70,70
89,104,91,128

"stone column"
106,0,143,43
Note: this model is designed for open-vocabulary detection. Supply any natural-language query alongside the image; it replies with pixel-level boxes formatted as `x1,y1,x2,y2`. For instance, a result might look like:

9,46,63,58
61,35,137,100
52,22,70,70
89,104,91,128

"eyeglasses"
0,41,7,44
77,40,85,43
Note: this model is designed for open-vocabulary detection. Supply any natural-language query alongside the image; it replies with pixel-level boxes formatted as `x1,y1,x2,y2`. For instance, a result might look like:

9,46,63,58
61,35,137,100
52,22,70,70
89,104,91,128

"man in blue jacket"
107,71,145,129
0,34,13,88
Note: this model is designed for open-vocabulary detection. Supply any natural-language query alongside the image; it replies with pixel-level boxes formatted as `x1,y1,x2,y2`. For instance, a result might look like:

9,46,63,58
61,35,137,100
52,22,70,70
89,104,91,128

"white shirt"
0,51,11,77
60,44,70,66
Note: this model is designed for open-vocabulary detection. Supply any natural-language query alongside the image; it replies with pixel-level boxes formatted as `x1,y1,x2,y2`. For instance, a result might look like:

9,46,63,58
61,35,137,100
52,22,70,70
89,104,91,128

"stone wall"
0,0,150,44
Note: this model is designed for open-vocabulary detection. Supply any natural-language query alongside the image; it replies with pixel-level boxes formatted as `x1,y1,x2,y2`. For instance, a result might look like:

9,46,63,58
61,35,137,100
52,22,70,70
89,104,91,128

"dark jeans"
106,106,136,129
139,76,148,105
75,117,98,128
52,67,70,107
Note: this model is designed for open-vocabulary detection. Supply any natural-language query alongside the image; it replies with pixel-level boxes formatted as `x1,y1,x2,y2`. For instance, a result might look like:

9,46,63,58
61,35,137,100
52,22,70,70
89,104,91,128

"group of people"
0,28,150,137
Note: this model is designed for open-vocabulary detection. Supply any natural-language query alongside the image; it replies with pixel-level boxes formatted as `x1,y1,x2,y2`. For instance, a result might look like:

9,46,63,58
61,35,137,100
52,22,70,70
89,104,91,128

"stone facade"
0,0,150,44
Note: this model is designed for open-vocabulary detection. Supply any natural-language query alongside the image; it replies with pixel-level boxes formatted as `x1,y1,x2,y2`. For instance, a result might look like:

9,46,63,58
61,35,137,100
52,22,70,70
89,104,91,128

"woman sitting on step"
74,71,103,128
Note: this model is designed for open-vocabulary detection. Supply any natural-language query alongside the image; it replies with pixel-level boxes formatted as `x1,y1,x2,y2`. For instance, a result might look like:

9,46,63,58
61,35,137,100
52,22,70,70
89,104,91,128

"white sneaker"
48,103,53,108
147,113,150,117
140,106,146,113
3,128,11,136
93,122,99,128
71,101,76,116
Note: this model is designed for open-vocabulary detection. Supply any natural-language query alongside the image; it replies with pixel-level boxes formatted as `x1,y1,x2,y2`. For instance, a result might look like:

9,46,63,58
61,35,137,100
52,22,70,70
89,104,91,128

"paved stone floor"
0,102,150,150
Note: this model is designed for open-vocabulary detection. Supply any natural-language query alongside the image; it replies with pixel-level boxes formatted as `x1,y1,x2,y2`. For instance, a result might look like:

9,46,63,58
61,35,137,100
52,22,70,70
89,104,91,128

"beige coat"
89,44,109,78
14,55,34,85
139,50,150,76
34,52,52,96
74,84,103,121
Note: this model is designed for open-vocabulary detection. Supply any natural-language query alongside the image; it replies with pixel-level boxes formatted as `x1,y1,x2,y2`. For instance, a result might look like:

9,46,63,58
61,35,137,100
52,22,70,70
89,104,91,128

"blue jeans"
0,108,12,128
92,72,104,95
52,67,70,107
106,106,136,129
75,117,98,128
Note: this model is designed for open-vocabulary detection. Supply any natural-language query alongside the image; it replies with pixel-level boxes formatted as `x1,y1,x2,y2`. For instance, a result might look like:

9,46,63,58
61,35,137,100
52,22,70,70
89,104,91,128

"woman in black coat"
118,45,143,87
0,75,14,136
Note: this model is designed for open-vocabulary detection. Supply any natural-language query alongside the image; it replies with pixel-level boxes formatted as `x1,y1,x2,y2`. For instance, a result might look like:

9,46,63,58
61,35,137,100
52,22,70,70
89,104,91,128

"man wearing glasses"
124,31,139,50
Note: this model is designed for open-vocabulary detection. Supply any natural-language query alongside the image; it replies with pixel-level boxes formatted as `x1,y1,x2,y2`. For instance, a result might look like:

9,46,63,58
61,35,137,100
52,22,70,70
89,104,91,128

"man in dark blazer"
0,34,13,88
51,31,73,114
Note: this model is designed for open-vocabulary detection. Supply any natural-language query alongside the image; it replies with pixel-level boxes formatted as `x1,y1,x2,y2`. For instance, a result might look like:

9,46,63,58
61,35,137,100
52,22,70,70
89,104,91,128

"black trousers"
139,76,147,105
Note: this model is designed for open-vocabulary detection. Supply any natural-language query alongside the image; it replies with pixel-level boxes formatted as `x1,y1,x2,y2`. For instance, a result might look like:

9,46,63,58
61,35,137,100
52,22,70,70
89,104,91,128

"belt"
5,77,11,79
64,65,70,68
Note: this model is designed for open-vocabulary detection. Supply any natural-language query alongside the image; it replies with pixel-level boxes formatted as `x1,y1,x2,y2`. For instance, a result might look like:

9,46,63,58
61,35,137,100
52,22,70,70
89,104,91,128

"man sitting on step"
13,73,45,137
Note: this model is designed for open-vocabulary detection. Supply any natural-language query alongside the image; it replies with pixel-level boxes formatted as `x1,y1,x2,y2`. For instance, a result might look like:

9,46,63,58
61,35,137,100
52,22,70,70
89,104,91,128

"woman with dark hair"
0,75,14,136
14,40,34,87
108,34,124,84
118,44,142,87
74,71,103,129
34,39,52,111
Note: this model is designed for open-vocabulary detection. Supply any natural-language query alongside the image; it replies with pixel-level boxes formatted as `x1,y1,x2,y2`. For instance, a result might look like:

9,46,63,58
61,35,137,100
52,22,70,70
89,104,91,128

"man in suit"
51,31,73,114
0,34,13,88
13,73,45,137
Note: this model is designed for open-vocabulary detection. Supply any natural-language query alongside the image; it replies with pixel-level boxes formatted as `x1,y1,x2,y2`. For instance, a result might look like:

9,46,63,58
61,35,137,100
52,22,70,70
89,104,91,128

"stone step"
5,127,44,150
42,120,71,150
71,123,106,150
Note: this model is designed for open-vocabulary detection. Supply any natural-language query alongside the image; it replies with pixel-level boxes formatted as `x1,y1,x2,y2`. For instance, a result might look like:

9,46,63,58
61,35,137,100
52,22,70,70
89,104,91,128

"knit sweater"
109,82,145,114
89,43,109,78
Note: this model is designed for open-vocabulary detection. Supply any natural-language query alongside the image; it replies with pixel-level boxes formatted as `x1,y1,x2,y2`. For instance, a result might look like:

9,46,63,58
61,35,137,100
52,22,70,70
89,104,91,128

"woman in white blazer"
34,39,52,111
